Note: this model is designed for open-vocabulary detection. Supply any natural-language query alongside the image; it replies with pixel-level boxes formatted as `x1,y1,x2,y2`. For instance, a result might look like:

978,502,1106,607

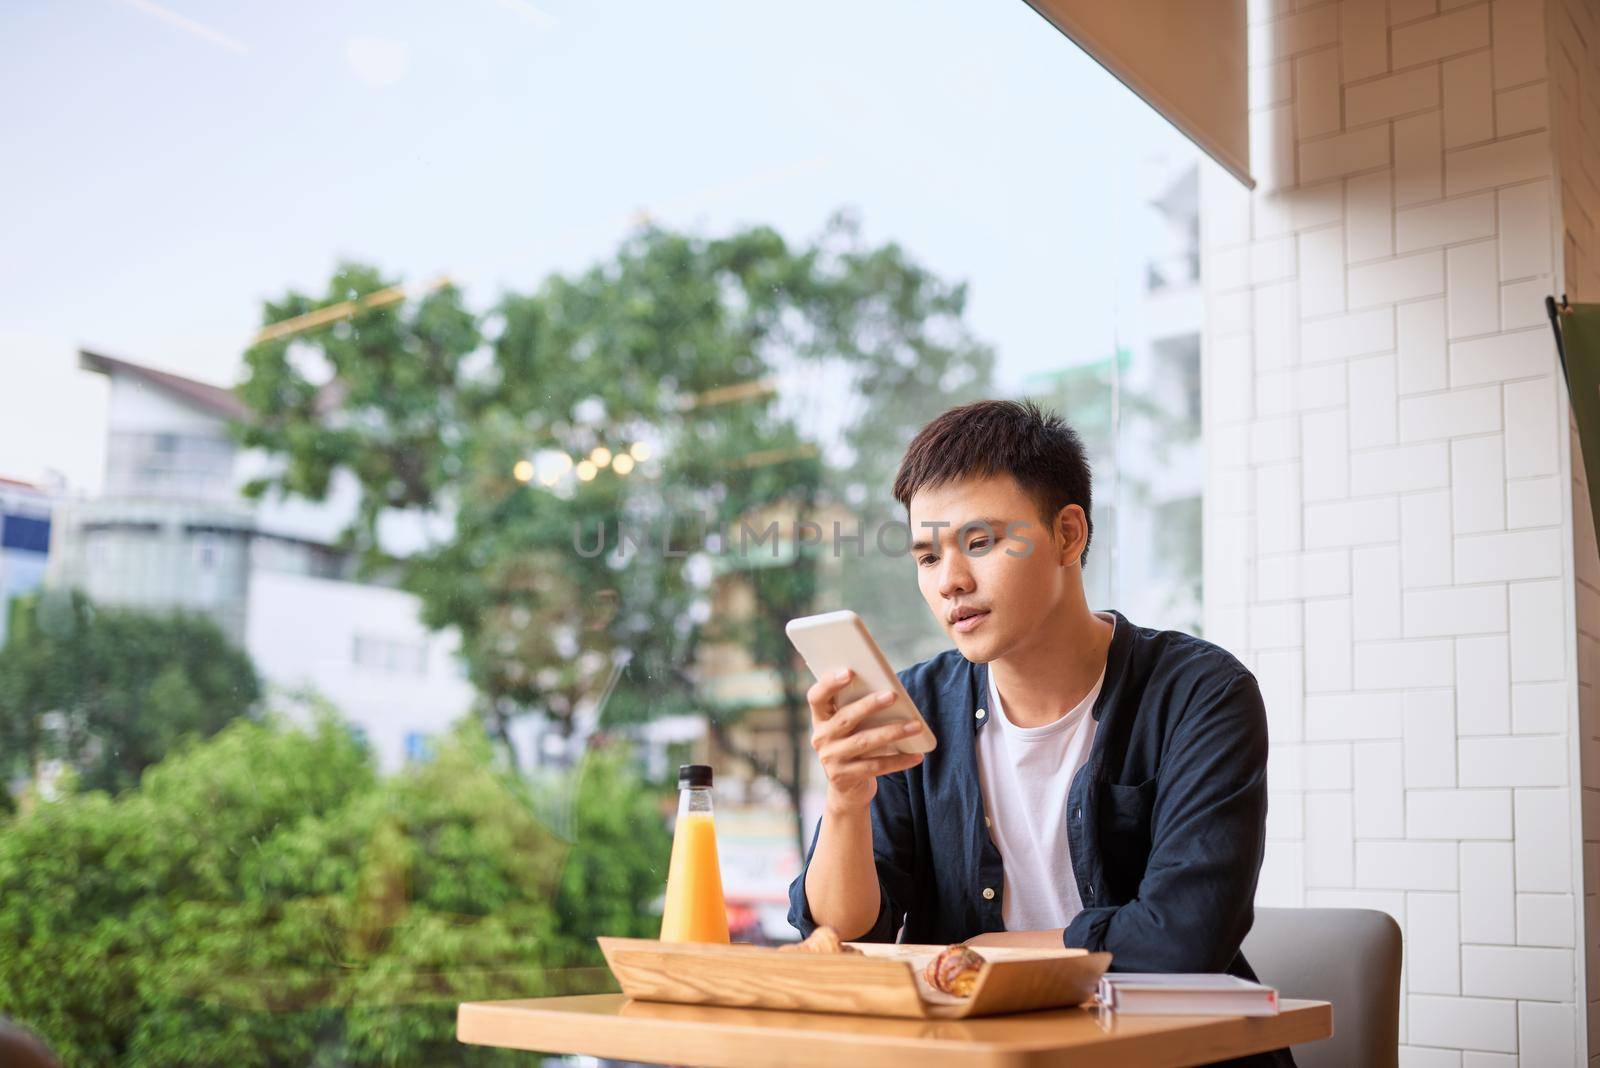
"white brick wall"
1202,0,1587,1061
1550,0,1600,1061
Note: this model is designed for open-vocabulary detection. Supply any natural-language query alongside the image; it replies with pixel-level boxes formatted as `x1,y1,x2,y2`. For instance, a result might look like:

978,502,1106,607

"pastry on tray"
777,925,863,954
922,944,987,997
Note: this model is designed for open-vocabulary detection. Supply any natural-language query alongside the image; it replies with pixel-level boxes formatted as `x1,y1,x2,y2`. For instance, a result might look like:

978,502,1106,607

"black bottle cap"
678,764,713,788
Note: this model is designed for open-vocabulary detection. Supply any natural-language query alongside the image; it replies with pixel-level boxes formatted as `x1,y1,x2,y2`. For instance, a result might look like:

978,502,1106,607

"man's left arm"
1055,673,1269,972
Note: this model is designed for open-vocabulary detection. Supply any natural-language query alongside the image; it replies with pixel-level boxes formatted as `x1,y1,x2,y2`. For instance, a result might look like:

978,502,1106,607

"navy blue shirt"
789,611,1291,1066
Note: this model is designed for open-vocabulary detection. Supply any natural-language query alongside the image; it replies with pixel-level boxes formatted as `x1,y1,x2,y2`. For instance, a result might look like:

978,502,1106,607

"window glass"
0,3,1202,1062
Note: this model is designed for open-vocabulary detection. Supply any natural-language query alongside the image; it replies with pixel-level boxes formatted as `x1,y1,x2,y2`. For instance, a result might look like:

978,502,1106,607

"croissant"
922,944,986,996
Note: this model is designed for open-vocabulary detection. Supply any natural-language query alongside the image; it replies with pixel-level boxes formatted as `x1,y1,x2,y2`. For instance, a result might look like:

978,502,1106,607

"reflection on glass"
0,1,1202,1062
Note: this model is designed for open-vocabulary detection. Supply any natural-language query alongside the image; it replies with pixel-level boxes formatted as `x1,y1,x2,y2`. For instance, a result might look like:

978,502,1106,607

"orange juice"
659,810,730,942
659,764,731,943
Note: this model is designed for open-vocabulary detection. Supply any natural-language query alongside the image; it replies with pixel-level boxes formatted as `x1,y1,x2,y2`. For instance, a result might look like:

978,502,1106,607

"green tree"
0,592,261,797
235,213,993,854
0,713,669,1067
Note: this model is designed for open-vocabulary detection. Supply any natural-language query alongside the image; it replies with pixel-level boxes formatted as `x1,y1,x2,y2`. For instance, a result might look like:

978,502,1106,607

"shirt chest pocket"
1099,776,1157,900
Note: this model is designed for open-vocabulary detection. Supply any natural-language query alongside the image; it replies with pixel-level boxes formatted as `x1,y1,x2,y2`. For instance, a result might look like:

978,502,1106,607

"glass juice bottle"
658,763,731,943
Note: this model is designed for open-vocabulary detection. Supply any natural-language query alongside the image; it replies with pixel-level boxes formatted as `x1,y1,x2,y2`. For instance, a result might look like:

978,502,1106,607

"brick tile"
1390,0,1436,21
1401,490,1453,586
1494,81,1548,137
1305,742,1354,790
1492,0,1547,86
1456,634,1511,734
1446,240,1500,337
1518,1002,1576,1065
1499,275,1552,329
1358,840,1458,889
1405,690,1457,786
1303,307,1396,363
1300,226,1346,317
1451,433,1507,534
1301,126,1391,184
1448,327,1555,386
1455,528,1562,583
1307,496,1402,548
1296,47,1343,138
1407,788,1512,838
1407,891,1461,993
1515,893,1574,947
1254,281,1298,370
1396,193,1496,253
1305,793,1354,886
1460,735,1566,787
1355,638,1454,688
1347,170,1395,262
1513,787,1571,892
1341,0,1391,80
1398,298,1449,394
1392,5,1490,67
1460,841,1515,942
1307,692,1404,740
1404,585,1507,636
1353,545,1403,639
1351,442,1449,494
1349,250,1446,308
1497,180,1554,279
1400,385,1501,441
1442,51,1494,148
1354,740,1404,837
1444,131,1552,196
1251,235,1298,284
1511,680,1566,733
1461,945,1573,1000
1510,579,1564,682
1256,648,1304,743
1409,995,1517,1053
1504,375,1558,477
1347,68,1442,126
1350,354,1399,448
1257,462,1303,553
1302,408,1350,502
1395,111,1445,205
1304,600,1354,691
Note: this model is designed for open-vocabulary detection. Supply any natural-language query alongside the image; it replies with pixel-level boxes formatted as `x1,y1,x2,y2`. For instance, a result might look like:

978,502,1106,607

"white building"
46,350,475,769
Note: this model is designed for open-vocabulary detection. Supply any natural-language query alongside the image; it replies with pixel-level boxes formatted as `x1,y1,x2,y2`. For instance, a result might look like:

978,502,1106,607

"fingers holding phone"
807,668,924,814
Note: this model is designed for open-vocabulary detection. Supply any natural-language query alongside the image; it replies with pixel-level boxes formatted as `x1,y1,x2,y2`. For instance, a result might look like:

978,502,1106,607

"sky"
0,0,1194,494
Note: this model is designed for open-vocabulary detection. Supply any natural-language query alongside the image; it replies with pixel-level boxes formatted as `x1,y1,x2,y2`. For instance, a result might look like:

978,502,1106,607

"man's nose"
937,554,973,599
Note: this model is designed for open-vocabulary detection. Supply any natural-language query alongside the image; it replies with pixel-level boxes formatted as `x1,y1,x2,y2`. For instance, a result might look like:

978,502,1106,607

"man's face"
907,473,1084,663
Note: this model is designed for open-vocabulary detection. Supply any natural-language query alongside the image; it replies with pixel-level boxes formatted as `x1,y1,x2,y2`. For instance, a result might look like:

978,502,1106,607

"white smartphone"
785,609,937,756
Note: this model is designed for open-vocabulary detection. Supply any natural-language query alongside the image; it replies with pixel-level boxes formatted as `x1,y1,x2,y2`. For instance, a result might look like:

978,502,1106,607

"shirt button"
975,708,987,720
1073,806,1082,821
984,816,992,828
982,887,996,900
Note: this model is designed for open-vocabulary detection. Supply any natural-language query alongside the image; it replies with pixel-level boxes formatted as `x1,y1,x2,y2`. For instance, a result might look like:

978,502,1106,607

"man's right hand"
807,669,925,815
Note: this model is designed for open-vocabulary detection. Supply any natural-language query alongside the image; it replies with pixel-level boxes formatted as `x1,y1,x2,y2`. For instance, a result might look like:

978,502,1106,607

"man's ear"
1055,505,1088,566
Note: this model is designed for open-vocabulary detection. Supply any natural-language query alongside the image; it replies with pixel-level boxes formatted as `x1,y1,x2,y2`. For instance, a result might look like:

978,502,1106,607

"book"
1097,973,1280,1016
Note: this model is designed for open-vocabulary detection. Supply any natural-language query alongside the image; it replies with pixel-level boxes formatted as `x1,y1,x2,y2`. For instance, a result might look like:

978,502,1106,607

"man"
788,399,1288,1067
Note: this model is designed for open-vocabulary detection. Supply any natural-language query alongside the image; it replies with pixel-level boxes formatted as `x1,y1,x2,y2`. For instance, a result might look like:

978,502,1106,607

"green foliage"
233,214,994,855
0,716,671,1067
0,591,261,796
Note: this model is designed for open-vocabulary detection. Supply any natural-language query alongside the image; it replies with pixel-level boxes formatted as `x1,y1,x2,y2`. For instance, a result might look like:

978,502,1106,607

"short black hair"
891,398,1093,565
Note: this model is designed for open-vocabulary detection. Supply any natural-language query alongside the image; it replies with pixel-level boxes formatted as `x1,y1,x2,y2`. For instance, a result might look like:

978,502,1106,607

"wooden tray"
597,937,1112,1020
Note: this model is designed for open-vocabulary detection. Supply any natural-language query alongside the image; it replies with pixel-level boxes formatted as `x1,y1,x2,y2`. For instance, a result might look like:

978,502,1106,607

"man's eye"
917,555,937,567
968,538,991,552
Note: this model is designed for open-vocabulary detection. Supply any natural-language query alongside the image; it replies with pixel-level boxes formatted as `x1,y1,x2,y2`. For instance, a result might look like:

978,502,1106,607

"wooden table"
457,993,1332,1067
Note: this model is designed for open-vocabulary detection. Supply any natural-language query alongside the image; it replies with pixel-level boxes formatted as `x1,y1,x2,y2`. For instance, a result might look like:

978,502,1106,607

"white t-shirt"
975,659,1105,931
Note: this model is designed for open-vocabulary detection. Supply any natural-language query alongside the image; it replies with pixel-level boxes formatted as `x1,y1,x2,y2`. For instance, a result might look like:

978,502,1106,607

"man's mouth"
951,609,990,633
